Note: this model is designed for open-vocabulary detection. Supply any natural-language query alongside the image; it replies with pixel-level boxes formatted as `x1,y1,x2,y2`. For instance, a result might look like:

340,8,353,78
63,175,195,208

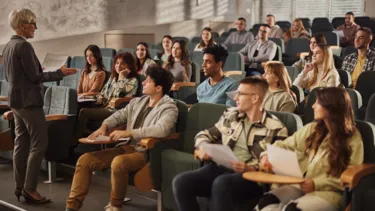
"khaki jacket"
269,122,364,208
264,88,297,113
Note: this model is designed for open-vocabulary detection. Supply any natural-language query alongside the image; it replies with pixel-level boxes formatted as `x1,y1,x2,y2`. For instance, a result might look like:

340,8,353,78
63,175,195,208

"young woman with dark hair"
135,42,155,75
163,40,192,82
77,44,106,96
194,27,216,51
154,35,173,63
256,87,364,211
73,52,139,140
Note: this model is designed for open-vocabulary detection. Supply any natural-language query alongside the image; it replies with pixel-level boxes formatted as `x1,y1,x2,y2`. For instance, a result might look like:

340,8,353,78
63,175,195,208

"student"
293,44,340,91
265,14,283,38
66,66,178,211
73,52,140,141
337,12,360,47
239,24,277,76
163,40,192,82
173,77,288,211
341,27,375,88
293,33,327,72
135,42,155,75
290,19,310,39
223,17,254,46
262,62,297,113
77,45,106,96
197,44,238,106
154,35,173,63
256,87,363,211
194,27,216,51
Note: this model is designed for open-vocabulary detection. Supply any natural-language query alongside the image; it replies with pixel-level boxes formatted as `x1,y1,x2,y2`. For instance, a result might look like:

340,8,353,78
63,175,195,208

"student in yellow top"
342,27,375,88
255,87,364,211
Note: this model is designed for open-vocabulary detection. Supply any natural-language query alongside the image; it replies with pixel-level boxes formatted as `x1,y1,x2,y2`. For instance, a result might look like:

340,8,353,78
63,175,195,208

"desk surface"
243,171,305,184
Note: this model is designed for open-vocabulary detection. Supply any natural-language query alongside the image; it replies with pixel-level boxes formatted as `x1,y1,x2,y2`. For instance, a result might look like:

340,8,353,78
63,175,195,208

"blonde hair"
307,44,334,89
292,19,306,33
9,9,36,31
264,62,296,103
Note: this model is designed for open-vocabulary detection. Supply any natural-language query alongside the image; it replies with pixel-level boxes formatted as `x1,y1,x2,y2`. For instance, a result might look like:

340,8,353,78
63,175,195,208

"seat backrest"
0,80,8,96
215,37,227,44
320,31,339,46
191,51,204,69
355,71,375,108
332,17,345,28
100,48,116,58
338,69,352,88
312,18,334,33
174,100,189,133
221,31,231,39
0,64,4,81
365,94,375,125
300,18,311,29
227,44,246,52
224,53,244,71
346,88,363,120
273,45,282,62
187,42,197,54
183,103,227,153
118,48,134,54
190,62,200,84
268,111,303,135
173,37,190,43
145,42,156,50
70,56,86,69
355,120,375,163
102,57,112,72
276,21,291,30
304,87,319,124
191,36,201,44
269,38,285,53
60,68,83,90
211,32,220,38
285,38,310,60
149,49,161,59
43,86,78,115
286,66,299,82
341,46,357,59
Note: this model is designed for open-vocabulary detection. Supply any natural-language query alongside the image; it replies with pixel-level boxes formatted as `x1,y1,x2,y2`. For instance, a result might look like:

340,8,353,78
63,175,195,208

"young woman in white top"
135,42,156,75
154,35,173,63
163,40,192,82
293,44,340,91
194,27,216,51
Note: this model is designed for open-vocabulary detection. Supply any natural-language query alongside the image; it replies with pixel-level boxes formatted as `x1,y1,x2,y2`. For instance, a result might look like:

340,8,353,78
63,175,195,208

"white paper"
226,90,237,100
86,135,130,143
203,144,238,169
42,53,69,72
267,144,303,178
78,98,96,102
334,30,345,40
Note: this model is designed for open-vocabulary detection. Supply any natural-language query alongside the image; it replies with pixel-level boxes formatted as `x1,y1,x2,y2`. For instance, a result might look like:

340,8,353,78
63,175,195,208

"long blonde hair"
307,44,334,89
265,62,297,103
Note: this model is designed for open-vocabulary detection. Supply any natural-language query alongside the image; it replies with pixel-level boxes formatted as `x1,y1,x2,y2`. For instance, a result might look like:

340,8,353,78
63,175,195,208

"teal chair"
118,48,134,54
224,52,244,71
59,69,83,91
70,56,86,69
100,48,116,58
102,57,113,72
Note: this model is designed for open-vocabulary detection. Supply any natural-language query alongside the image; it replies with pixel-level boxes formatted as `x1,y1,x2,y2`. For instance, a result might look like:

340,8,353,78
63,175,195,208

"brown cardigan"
77,70,106,94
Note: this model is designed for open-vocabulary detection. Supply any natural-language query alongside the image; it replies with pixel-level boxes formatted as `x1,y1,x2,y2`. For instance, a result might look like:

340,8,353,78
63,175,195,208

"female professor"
2,9,76,204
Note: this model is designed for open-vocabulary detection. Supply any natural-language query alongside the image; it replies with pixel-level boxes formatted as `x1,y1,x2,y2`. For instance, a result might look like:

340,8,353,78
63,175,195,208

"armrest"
340,163,375,189
109,96,134,108
171,82,196,91
224,71,242,77
140,133,180,150
0,96,8,101
45,114,68,121
3,111,13,120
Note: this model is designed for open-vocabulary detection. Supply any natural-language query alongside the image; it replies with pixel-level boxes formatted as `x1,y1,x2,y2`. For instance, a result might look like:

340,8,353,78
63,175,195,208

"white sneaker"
104,204,123,211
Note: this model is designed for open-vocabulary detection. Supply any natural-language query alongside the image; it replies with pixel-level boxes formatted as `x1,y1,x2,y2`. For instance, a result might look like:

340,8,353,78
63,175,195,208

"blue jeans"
172,162,263,211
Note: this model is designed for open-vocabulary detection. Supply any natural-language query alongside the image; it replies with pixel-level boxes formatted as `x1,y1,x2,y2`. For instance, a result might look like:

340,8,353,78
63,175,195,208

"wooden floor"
0,162,158,211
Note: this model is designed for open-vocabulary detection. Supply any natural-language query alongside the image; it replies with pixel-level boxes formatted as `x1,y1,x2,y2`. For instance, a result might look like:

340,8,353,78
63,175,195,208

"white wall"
365,0,375,17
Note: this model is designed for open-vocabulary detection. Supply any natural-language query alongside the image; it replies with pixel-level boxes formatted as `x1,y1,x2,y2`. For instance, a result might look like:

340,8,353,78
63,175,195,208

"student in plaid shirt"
172,77,289,211
341,27,375,88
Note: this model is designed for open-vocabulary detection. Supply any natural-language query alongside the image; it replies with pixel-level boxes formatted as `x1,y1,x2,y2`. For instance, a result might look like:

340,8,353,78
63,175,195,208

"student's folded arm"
131,106,178,139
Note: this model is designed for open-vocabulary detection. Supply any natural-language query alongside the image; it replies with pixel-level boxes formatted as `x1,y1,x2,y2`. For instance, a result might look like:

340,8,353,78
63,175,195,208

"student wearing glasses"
239,24,277,76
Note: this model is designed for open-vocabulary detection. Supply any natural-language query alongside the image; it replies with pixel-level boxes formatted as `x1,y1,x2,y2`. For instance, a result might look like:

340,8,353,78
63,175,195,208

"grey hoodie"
102,94,178,148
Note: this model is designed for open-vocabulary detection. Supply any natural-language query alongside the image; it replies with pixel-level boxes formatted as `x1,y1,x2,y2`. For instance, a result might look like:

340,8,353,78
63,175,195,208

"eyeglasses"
23,21,37,29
